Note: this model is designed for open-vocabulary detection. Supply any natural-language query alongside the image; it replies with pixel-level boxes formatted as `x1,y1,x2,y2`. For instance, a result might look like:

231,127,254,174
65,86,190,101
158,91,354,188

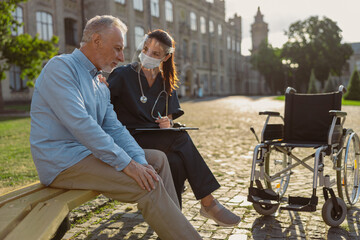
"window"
190,12,197,31
202,45,207,63
135,26,144,49
150,0,159,17
236,41,240,53
64,18,78,46
192,42,198,61
232,39,235,51
209,20,214,34
182,39,188,60
218,24,222,36
200,16,206,34
165,0,173,22
115,0,125,3
9,65,27,92
123,32,127,47
11,6,23,36
220,49,223,66
133,0,143,11
36,11,53,41
356,61,360,71
227,36,231,50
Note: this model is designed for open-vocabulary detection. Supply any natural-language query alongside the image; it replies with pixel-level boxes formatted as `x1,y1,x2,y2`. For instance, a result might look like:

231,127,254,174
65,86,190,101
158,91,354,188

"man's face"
97,26,125,73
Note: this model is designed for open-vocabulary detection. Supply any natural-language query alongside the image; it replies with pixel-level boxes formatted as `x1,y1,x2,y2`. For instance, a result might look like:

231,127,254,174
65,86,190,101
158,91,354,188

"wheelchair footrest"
280,195,318,212
247,186,280,204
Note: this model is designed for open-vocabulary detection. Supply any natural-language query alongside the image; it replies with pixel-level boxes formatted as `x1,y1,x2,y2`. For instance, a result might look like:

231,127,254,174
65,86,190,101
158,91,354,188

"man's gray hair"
80,15,127,47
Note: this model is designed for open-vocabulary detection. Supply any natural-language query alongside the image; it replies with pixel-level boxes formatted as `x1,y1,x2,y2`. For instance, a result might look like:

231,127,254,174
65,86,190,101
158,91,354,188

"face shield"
132,34,174,70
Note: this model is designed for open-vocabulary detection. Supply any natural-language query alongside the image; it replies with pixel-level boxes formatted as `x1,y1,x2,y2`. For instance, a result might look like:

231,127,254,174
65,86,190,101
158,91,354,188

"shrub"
307,69,318,93
344,69,360,100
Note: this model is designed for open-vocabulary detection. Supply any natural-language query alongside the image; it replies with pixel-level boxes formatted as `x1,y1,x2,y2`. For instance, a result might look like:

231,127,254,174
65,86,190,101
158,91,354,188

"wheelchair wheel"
253,202,279,216
321,197,347,227
264,146,291,198
337,131,360,205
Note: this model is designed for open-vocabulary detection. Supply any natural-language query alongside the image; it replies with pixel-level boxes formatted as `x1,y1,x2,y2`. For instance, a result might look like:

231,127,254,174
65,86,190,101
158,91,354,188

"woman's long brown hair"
147,29,179,94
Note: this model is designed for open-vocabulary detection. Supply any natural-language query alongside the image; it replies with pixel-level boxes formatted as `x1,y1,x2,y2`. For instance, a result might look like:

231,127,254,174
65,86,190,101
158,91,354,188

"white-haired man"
30,15,202,240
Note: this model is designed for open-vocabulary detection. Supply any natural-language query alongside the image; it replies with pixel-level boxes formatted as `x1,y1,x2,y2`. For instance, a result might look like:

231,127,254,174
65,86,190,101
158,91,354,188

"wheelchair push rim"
342,132,360,205
264,146,291,198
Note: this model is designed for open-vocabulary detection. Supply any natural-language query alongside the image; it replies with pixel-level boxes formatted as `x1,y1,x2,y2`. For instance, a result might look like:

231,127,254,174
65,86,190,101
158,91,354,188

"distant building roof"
350,42,360,54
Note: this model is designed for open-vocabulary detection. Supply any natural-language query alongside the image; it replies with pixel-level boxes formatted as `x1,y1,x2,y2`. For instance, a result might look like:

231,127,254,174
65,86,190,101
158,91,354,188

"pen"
157,112,162,119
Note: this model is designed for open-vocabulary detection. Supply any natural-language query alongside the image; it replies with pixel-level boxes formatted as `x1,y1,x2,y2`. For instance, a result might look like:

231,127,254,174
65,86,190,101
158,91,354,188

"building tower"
251,7,268,53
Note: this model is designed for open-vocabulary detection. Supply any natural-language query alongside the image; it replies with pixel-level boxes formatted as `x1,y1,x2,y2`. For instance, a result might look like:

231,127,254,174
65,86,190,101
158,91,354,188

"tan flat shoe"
200,199,241,227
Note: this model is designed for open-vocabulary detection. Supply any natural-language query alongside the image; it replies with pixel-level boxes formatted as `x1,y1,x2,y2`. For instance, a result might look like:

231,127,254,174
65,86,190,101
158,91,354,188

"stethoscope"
137,66,168,119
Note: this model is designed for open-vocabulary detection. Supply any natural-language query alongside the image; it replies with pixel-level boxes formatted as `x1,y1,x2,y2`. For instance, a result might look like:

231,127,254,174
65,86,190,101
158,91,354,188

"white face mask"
138,52,162,69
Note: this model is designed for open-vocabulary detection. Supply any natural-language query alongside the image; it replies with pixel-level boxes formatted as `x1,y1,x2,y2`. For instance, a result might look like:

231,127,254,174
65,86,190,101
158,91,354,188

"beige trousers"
50,149,202,240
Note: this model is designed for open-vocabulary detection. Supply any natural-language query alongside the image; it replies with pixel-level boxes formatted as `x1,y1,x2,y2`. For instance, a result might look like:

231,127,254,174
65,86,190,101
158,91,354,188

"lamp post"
282,59,291,89
282,59,298,89
289,63,299,88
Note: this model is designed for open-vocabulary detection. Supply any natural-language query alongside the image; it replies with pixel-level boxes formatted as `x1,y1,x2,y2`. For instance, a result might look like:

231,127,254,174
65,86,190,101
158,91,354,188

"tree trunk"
0,80,4,112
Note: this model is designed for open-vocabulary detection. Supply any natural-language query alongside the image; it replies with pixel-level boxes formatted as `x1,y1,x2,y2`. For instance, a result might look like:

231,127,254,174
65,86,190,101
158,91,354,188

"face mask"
138,52,162,69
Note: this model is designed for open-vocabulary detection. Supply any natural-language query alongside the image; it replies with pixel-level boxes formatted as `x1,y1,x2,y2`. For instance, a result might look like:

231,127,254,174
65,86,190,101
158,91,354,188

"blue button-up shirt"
30,49,147,186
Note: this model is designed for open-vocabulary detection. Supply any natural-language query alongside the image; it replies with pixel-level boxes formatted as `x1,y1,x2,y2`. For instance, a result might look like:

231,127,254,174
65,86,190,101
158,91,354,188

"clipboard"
135,127,199,131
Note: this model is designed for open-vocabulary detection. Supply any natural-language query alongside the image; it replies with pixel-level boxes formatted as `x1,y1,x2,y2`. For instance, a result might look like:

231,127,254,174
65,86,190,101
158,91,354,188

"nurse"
107,29,240,227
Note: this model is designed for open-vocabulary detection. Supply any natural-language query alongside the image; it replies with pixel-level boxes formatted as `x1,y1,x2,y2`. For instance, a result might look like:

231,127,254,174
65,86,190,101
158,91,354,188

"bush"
344,69,360,100
324,78,336,92
307,69,318,93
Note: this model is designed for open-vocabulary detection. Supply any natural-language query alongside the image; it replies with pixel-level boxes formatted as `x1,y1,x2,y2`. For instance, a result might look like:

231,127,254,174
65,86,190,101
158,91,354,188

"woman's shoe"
200,199,241,227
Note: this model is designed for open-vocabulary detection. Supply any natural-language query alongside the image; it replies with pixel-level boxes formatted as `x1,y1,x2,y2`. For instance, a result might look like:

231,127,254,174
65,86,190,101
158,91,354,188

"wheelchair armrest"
329,110,347,117
259,111,280,116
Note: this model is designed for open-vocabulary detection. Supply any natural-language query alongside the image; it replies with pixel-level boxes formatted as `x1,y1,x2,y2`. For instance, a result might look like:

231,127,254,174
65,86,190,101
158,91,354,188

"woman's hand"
98,74,108,87
155,116,171,128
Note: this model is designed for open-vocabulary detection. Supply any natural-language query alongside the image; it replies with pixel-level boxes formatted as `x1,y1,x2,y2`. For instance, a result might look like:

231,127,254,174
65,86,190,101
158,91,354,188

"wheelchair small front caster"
253,202,279,216
321,197,347,227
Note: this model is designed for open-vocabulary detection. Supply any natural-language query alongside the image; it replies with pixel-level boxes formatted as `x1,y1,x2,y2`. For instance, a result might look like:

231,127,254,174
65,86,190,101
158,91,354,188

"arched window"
11,6,24,36
200,16,206,34
134,26,145,49
209,20,214,34
165,0,173,22
218,24,222,36
133,0,143,11
151,0,159,17
190,12,197,31
36,11,53,41
9,65,27,92
64,18,78,46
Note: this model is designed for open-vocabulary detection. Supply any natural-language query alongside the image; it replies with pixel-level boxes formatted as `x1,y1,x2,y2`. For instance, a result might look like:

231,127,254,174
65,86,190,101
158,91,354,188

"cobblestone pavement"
62,96,360,240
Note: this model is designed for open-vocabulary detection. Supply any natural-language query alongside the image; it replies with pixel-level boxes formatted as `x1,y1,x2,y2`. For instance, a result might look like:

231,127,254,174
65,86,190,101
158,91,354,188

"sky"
225,0,360,56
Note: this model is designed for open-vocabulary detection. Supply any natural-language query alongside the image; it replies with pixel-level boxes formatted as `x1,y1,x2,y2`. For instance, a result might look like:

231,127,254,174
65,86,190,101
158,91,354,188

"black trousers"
132,130,220,207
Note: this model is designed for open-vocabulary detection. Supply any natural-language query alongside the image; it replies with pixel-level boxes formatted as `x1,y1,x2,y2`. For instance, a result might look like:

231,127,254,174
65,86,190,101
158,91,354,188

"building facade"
2,0,243,102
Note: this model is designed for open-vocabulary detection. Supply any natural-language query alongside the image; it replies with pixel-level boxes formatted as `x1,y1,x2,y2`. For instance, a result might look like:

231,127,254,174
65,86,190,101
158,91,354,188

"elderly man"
30,15,202,240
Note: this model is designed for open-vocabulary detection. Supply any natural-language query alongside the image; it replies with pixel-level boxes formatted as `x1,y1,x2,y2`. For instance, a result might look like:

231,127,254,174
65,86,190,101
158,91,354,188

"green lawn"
275,96,360,106
0,116,37,191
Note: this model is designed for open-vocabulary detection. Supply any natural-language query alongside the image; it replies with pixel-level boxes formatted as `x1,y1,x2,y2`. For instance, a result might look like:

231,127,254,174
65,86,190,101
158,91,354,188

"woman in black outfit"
107,29,240,227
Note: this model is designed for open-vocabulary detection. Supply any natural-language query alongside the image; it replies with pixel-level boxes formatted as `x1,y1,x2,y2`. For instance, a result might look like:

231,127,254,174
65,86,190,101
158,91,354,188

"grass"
275,95,360,106
0,116,37,191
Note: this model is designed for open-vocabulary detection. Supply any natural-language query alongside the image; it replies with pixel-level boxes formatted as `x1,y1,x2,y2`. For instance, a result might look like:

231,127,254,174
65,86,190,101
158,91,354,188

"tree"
344,69,360,101
0,0,58,111
282,16,353,92
307,69,318,93
250,40,285,94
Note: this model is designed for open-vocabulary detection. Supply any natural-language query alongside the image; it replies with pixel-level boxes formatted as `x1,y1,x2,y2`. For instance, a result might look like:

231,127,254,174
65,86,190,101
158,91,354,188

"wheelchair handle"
250,127,260,143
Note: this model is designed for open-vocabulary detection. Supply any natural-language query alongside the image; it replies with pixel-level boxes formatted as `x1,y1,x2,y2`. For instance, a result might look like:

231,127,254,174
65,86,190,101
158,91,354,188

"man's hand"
122,160,159,191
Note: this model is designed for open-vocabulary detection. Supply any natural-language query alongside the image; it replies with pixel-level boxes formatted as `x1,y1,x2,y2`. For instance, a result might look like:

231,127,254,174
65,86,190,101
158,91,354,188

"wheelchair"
247,86,360,227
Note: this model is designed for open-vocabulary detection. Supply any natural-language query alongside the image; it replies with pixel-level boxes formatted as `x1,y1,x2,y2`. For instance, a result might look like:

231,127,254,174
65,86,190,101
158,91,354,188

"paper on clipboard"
135,127,199,131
